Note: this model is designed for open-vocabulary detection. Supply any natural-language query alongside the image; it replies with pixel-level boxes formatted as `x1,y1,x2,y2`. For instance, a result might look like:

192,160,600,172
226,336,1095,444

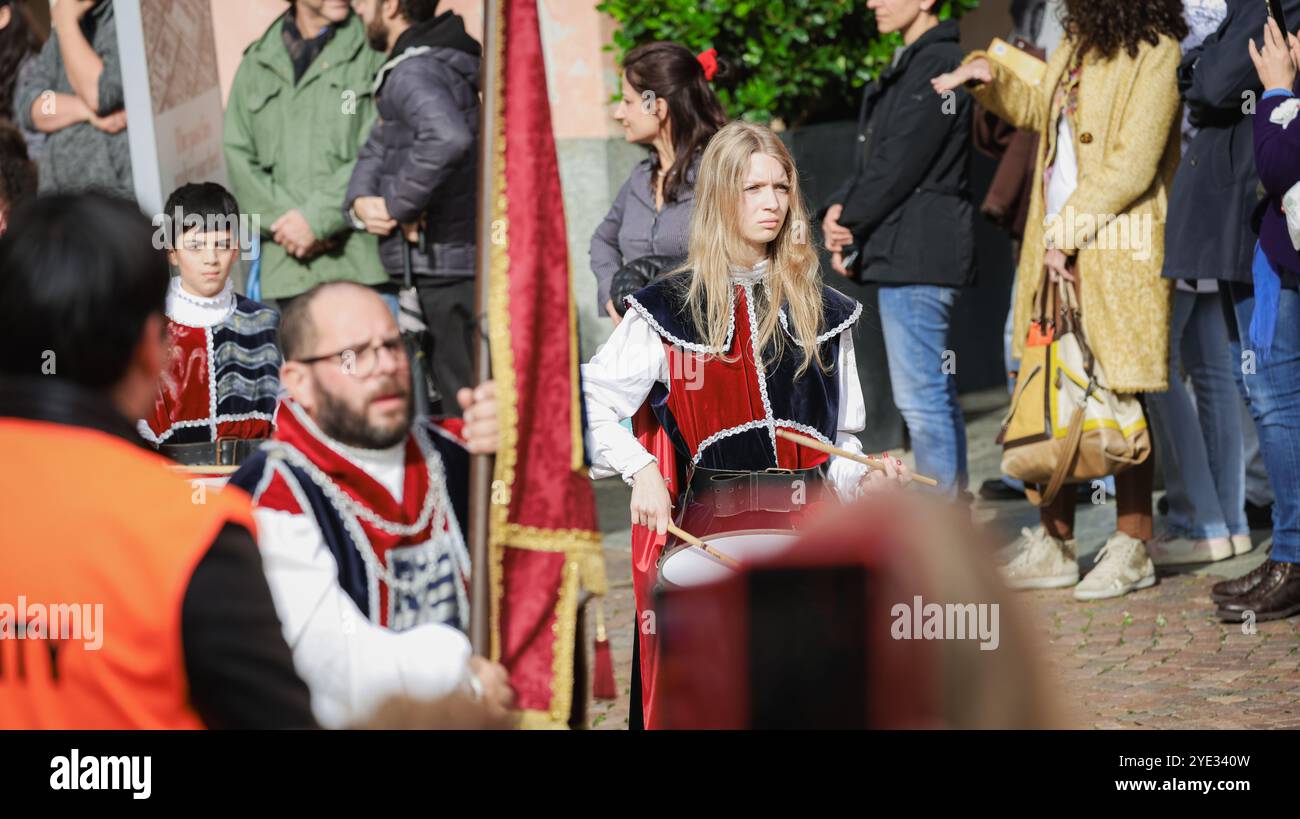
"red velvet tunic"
660,284,835,472
142,295,281,447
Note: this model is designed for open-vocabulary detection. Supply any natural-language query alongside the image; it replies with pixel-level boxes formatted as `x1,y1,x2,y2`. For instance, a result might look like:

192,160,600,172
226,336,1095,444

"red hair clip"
697,48,719,81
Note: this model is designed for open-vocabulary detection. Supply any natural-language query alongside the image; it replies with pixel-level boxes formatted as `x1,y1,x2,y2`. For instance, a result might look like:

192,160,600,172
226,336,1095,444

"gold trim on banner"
501,524,606,596
517,709,568,730
486,0,510,668
548,558,582,726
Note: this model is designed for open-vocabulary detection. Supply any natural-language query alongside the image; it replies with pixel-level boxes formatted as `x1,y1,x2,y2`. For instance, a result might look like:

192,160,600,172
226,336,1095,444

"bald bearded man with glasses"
229,280,512,728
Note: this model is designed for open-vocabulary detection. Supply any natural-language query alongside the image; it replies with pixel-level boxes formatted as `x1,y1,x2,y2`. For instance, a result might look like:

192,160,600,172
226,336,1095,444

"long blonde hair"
680,121,827,376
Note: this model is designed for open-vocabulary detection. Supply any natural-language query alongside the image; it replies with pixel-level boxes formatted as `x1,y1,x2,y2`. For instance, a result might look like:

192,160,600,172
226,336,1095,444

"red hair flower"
697,48,719,81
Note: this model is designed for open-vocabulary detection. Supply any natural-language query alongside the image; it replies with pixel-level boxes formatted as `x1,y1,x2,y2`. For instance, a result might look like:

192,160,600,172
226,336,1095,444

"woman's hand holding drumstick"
630,462,673,534
774,429,938,488
628,465,740,568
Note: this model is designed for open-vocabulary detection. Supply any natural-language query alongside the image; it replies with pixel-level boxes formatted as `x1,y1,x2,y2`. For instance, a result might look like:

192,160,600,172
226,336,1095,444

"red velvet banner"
485,0,605,729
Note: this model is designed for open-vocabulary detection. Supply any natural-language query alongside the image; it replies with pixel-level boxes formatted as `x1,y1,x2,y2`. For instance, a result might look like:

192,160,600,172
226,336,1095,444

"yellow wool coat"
966,35,1182,393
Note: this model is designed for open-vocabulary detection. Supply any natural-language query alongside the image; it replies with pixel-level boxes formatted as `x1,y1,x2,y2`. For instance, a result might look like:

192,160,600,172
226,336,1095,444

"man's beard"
314,379,412,449
366,15,389,52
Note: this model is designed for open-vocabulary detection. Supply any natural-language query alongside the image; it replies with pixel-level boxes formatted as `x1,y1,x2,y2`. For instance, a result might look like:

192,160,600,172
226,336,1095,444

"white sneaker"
1001,526,1079,589
1073,533,1156,600
1232,534,1254,556
1146,530,1233,566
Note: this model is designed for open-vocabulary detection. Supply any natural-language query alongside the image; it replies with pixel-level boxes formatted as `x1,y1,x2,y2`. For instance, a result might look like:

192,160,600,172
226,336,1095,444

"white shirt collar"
729,258,770,283
166,276,235,328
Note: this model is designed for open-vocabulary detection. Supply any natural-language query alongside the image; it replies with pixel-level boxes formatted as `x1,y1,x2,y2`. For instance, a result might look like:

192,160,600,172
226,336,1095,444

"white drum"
658,529,799,588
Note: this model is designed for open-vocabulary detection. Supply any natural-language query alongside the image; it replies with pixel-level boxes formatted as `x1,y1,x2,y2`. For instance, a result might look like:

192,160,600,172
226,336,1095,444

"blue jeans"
1146,290,1248,539
1225,283,1300,562
1001,296,1025,492
878,285,968,498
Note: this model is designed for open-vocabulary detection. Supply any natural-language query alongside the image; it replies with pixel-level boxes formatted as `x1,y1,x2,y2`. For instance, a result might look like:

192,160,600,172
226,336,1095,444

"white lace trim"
145,412,276,446
204,328,218,439
167,277,236,328
728,258,770,282
692,419,771,465
772,290,863,348
146,418,212,446
136,419,160,445
742,281,779,461
215,410,276,425
273,460,383,627
624,289,737,354
774,419,832,447
264,426,466,589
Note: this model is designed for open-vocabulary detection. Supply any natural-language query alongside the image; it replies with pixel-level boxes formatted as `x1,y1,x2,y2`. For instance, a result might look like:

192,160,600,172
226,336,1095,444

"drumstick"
665,522,741,570
774,429,939,487
169,464,240,476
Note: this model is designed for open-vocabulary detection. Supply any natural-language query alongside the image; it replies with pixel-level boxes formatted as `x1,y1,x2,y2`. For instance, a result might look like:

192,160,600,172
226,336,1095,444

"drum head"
659,529,798,588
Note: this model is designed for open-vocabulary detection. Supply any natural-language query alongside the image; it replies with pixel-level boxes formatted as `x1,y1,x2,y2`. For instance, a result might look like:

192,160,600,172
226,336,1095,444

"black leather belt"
687,465,827,517
160,437,265,467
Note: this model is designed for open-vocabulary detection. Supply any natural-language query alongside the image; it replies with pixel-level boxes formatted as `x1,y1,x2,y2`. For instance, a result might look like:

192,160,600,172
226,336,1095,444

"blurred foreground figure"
227,281,513,728
656,493,1065,729
0,194,315,728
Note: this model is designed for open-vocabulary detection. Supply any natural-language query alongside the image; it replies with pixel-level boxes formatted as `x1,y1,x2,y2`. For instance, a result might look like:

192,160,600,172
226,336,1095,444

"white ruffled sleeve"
827,332,871,501
581,309,669,484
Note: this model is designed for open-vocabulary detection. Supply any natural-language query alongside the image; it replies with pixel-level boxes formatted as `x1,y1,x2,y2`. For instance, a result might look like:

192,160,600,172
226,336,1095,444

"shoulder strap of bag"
1024,398,1087,507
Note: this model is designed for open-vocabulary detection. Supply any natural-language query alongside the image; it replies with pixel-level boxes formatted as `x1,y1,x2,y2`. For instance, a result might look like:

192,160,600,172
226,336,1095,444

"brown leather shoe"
1217,561,1300,622
1210,559,1274,604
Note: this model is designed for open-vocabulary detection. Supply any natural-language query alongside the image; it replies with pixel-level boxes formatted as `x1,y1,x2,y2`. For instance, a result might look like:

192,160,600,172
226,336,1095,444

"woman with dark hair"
934,0,1186,600
588,41,727,321
0,0,43,157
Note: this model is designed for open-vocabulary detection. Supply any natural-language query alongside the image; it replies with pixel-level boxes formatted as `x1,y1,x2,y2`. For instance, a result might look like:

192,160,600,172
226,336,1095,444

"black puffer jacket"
826,19,974,287
345,12,481,278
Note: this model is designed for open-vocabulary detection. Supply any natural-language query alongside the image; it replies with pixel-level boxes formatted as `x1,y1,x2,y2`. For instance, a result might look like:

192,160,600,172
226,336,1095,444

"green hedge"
596,0,980,126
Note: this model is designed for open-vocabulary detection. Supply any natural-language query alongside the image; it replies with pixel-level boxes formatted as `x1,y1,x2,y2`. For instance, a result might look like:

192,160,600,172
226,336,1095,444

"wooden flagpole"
468,0,502,656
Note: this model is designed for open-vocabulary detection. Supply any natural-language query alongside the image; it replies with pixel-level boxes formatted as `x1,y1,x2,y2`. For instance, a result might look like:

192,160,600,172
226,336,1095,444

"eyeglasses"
295,335,407,378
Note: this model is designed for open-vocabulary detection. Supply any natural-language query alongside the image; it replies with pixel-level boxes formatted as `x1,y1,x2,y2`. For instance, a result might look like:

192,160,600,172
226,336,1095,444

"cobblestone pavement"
581,389,1300,729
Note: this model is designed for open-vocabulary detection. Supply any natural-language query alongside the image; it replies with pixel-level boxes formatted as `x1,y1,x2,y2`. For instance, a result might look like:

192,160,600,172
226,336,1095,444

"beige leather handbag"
997,271,1151,506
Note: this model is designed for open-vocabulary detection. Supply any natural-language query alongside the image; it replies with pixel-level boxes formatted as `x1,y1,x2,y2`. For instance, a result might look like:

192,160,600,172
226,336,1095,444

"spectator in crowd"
223,0,387,305
0,119,36,235
1214,19,1300,621
1146,0,1289,566
822,0,975,500
14,0,129,199
0,0,43,159
935,0,1185,599
590,41,727,323
345,0,481,415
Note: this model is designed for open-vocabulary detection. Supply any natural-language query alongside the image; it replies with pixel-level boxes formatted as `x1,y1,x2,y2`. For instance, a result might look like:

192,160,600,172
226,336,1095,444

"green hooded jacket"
223,11,387,299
